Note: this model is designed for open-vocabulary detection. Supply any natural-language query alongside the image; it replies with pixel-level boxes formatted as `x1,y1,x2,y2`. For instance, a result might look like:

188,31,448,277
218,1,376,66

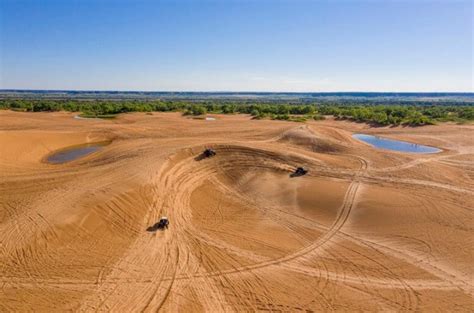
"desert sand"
0,111,473,312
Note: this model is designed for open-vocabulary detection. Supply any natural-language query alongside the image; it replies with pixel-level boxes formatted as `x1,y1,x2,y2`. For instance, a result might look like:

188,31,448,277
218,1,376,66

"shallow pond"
74,115,96,120
47,142,109,164
353,134,441,154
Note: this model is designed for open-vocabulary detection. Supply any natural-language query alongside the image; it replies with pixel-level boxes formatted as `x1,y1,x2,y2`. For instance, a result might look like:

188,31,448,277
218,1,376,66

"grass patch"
79,113,118,119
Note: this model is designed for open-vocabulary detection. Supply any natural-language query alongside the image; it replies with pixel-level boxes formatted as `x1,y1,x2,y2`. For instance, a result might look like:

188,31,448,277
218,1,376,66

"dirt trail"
0,111,473,312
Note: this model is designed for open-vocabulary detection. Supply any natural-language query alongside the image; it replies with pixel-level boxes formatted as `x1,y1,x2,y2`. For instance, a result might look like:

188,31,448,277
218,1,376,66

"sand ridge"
0,111,473,311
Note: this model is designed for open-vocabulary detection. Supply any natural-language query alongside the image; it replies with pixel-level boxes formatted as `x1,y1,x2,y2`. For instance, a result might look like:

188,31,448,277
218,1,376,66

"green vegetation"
78,113,118,119
183,104,207,116
1,99,472,126
320,105,474,125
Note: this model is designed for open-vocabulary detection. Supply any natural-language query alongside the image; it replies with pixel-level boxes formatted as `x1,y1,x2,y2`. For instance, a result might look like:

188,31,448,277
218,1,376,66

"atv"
203,148,216,158
291,167,308,177
157,216,169,229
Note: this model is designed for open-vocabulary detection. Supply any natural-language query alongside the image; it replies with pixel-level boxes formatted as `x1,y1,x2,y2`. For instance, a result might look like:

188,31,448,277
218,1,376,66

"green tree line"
1,99,472,126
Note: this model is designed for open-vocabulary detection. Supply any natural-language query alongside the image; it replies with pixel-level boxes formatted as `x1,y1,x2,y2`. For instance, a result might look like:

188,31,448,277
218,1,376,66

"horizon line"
1,89,473,94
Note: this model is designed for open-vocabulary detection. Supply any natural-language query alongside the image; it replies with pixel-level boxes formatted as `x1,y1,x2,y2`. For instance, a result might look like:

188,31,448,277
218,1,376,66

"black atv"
203,148,216,158
147,216,169,232
291,167,308,177
157,217,169,229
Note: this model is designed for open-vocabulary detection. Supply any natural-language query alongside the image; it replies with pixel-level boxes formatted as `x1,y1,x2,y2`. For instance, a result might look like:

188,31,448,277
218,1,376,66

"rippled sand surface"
1,111,473,312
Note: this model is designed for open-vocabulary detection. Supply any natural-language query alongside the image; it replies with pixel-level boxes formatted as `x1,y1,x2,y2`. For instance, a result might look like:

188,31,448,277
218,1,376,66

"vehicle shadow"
194,153,207,161
146,223,163,232
289,172,305,178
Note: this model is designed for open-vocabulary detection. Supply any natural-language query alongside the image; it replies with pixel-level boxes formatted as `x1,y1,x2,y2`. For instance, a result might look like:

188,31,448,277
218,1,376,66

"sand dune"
0,111,472,311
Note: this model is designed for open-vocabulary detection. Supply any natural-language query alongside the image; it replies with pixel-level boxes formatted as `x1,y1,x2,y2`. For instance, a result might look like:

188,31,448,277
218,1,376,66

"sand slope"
0,111,473,312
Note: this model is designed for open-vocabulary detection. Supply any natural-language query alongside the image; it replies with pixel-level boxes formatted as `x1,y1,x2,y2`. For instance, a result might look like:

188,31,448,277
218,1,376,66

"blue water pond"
353,134,441,154
47,142,108,164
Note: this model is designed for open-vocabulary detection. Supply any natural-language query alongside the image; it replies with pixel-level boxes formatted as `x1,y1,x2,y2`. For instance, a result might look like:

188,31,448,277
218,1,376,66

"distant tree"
185,104,207,116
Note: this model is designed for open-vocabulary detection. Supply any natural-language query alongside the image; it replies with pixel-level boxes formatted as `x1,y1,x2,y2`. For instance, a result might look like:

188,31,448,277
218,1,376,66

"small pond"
74,115,96,120
353,134,441,154
47,142,109,164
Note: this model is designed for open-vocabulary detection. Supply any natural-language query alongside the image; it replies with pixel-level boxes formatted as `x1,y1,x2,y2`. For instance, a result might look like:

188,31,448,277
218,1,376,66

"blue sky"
0,0,472,92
